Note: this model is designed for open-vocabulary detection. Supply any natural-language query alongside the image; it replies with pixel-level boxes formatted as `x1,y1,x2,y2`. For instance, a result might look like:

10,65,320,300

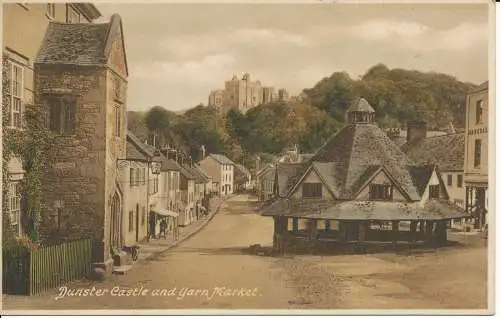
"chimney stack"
406,120,427,144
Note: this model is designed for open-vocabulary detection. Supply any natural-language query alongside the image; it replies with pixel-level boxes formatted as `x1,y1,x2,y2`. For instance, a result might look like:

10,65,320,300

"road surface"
2,195,488,311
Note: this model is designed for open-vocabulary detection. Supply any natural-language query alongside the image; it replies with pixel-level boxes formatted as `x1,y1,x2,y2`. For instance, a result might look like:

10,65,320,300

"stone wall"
34,64,125,266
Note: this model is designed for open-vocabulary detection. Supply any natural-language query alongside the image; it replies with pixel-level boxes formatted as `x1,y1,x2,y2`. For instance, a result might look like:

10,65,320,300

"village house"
119,132,153,249
3,2,101,238
261,98,467,251
464,81,489,229
33,13,129,274
178,162,197,226
400,122,466,210
198,154,235,196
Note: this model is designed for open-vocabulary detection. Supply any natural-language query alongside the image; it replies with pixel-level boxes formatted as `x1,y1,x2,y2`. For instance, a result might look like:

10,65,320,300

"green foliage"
128,64,477,165
304,64,476,129
2,57,54,247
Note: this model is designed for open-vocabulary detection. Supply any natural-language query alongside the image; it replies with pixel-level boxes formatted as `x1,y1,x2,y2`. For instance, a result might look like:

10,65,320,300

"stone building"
3,2,101,237
119,132,159,248
198,154,235,196
208,73,276,115
464,81,489,228
261,98,467,251
34,14,129,273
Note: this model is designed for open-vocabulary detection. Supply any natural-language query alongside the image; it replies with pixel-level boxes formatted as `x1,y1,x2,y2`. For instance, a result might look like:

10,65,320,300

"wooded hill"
128,64,478,168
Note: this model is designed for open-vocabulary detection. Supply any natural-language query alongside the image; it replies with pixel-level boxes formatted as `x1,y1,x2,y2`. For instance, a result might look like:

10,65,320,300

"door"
110,192,121,250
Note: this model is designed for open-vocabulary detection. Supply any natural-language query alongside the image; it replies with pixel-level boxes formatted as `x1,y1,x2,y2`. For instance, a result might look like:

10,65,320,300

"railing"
2,237,93,295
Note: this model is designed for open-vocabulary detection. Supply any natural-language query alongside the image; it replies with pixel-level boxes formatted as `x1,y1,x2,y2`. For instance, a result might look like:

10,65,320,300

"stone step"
112,265,133,275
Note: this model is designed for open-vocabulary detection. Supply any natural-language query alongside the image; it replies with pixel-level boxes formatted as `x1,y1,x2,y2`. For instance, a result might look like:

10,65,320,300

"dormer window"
369,184,393,200
429,185,440,199
302,183,322,199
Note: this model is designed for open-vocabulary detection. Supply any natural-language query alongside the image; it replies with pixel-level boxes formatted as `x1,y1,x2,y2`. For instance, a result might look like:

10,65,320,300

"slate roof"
261,199,467,221
126,131,161,162
259,97,464,221
347,97,375,113
186,165,209,183
179,165,197,180
161,157,182,172
36,22,109,65
302,123,420,200
276,163,304,197
36,15,128,75
209,154,234,165
401,133,465,172
407,165,436,196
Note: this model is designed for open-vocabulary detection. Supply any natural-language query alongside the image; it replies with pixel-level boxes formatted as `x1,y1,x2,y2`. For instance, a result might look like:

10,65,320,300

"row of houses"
2,3,254,276
256,84,489,231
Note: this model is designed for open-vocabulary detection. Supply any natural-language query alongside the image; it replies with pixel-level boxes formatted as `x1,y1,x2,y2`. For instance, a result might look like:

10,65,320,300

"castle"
208,73,289,115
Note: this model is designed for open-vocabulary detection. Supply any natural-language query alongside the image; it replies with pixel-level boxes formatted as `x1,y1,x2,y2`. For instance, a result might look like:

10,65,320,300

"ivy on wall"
2,57,55,248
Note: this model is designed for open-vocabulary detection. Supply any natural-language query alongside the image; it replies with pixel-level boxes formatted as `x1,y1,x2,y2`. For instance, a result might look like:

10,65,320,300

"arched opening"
110,191,122,251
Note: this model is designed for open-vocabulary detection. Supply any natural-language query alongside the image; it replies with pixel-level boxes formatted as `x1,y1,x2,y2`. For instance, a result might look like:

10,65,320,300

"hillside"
128,64,478,164
303,64,477,129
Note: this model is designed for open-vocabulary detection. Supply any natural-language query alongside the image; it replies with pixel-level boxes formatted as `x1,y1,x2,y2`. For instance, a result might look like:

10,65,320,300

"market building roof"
261,199,466,221
260,97,467,221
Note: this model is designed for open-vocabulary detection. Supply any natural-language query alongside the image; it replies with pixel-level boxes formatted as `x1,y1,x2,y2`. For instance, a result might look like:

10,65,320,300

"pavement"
2,194,489,313
113,195,230,274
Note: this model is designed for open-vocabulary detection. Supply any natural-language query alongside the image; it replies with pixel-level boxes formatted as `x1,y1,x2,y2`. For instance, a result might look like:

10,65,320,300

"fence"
2,237,93,295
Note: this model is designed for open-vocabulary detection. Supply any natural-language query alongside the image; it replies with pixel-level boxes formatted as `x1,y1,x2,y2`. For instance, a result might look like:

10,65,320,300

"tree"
144,106,177,147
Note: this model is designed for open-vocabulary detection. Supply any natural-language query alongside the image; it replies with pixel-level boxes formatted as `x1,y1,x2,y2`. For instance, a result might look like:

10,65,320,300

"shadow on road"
154,239,472,260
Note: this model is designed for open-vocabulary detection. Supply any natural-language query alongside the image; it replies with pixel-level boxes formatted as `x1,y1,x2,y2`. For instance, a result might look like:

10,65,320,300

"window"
369,184,393,200
142,168,146,185
476,100,484,124
130,168,136,186
114,104,122,137
474,139,482,168
5,61,24,129
47,98,76,135
8,182,21,235
46,3,55,19
457,174,463,188
128,210,134,232
429,185,440,199
447,174,453,186
302,183,323,199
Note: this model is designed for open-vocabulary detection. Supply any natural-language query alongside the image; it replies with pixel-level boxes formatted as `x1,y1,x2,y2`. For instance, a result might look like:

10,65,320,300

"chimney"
386,128,401,140
406,120,427,144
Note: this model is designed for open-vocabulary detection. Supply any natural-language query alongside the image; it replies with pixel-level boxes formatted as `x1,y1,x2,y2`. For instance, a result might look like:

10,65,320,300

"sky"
96,2,489,112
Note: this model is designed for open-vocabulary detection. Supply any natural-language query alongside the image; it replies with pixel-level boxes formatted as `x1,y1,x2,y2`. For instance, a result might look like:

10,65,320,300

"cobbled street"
2,195,488,311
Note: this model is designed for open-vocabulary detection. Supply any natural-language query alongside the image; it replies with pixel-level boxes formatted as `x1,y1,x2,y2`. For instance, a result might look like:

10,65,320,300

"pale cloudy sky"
96,2,489,112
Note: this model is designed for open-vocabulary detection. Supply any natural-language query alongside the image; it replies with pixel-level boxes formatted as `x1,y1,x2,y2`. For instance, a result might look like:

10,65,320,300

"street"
2,195,488,310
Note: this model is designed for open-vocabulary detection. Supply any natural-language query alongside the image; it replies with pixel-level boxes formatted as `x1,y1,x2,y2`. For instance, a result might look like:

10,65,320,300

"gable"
108,32,127,77
355,169,407,201
420,168,450,203
290,167,333,199
106,15,128,77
